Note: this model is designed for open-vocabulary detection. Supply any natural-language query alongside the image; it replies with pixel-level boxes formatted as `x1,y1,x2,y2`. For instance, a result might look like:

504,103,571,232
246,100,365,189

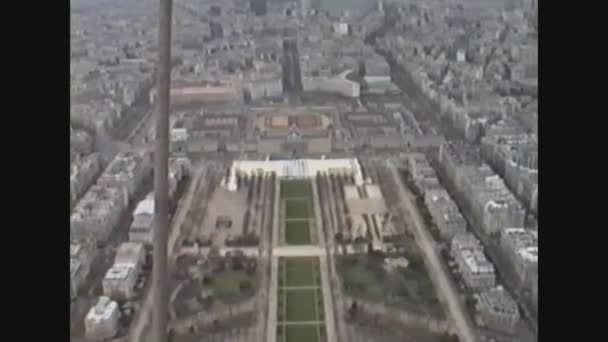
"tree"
239,280,252,293
440,334,460,342
231,250,245,271
348,301,359,319
214,258,226,273
354,236,367,244
335,232,344,244
245,259,257,276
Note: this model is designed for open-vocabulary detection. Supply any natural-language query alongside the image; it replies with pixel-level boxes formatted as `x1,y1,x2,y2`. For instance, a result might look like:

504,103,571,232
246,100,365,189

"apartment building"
102,265,138,300
451,233,496,290
500,227,538,289
84,296,120,341
424,188,467,240
476,286,520,334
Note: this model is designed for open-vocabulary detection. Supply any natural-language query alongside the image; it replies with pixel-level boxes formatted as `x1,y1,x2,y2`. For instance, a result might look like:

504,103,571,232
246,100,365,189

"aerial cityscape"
70,0,538,342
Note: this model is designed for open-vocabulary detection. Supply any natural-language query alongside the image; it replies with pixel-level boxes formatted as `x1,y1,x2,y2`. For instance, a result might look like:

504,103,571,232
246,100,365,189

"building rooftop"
365,184,383,199
71,154,100,179
132,212,153,229
70,243,83,258
461,248,494,275
102,151,148,181
502,227,538,263
479,286,519,316
452,233,482,250
71,185,124,222
115,242,144,266
344,185,360,200
517,246,538,263
85,296,118,323
104,265,135,280
427,188,463,218
134,193,154,215
444,140,482,166
70,258,81,276
466,166,523,210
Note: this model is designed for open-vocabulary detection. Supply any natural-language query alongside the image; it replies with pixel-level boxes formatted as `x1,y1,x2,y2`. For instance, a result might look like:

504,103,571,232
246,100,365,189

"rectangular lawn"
286,220,311,245
285,259,316,287
285,324,320,342
209,270,253,298
281,180,312,198
277,257,324,342
285,289,319,322
285,199,310,219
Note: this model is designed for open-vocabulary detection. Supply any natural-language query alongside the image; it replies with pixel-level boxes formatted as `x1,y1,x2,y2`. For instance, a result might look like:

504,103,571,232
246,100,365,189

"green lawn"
285,324,321,342
285,259,316,287
281,180,312,198
285,290,319,322
277,257,324,342
341,263,384,297
206,270,253,298
285,199,311,219
286,220,311,245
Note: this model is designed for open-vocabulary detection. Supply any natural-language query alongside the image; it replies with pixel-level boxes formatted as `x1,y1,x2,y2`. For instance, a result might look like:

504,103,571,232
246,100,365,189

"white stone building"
500,228,538,289
532,276,538,311
71,184,128,241
476,286,520,334
424,188,467,240
85,296,120,341
223,158,365,191
408,153,441,194
71,259,87,300
129,194,154,245
303,70,360,98
70,153,102,209
102,265,138,300
439,142,525,236
451,233,496,290
245,65,283,101
97,151,152,201
114,242,146,273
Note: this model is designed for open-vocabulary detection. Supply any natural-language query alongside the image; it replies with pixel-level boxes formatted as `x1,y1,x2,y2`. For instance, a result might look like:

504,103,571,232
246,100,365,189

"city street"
386,160,478,342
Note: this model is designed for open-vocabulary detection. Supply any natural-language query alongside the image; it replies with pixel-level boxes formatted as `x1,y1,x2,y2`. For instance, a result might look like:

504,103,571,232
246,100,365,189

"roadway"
129,164,206,342
386,160,478,342
365,14,463,140
272,245,326,257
